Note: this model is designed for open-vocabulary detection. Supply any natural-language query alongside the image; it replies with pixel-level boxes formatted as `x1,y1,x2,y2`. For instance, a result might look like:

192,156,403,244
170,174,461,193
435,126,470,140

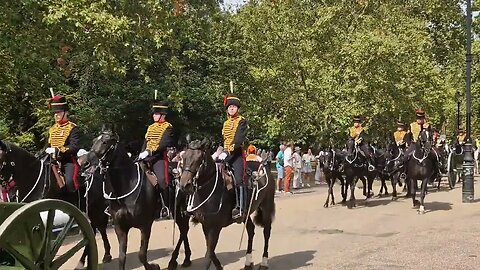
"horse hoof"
392,196,398,201
181,259,192,268
244,263,254,270
168,260,178,270
258,265,269,270
323,203,329,208
331,201,335,206
150,263,160,270
102,254,112,263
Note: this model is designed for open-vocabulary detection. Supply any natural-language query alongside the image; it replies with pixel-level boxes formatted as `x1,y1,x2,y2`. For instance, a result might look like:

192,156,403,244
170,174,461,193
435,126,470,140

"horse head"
418,128,433,154
79,127,119,168
179,138,211,195
346,139,356,157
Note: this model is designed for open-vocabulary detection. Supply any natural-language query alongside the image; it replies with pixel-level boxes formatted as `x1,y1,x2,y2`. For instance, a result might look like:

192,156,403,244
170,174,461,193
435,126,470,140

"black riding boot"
232,185,247,224
154,185,170,220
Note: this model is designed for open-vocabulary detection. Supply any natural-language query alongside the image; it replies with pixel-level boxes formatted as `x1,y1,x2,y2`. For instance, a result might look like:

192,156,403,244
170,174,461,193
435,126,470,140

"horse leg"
75,222,96,270
114,225,129,270
391,175,398,200
139,225,160,270
340,176,347,203
168,215,191,269
99,226,112,263
204,227,223,270
368,176,374,197
244,217,255,270
348,177,356,209
418,177,428,214
259,219,272,270
410,177,419,208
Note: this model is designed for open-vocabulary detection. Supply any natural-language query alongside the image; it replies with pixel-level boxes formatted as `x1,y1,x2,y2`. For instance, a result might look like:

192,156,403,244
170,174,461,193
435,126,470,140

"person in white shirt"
283,143,294,194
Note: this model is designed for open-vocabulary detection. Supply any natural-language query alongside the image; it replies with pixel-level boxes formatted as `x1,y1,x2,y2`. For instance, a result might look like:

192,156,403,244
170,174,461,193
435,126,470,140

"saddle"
220,164,234,191
50,161,66,189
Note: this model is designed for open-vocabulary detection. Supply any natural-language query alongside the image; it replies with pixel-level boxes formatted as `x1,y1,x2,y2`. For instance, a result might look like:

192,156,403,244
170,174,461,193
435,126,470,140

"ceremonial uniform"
47,95,81,193
222,94,248,222
140,100,174,219
348,116,375,170
404,109,431,159
393,121,407,148
455,129,466,146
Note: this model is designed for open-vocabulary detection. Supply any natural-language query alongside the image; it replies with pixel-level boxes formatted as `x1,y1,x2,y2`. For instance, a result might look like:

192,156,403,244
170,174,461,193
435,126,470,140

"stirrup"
368,164,375,171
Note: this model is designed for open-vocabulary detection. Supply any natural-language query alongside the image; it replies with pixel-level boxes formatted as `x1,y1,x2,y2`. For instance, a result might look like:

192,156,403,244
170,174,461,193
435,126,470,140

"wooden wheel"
0,199,98,270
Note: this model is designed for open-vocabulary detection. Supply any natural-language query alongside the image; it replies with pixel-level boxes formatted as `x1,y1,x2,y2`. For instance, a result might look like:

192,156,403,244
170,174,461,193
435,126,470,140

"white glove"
77,149,88,157
45,147,56,154
138,150,149,160
218,152,227,161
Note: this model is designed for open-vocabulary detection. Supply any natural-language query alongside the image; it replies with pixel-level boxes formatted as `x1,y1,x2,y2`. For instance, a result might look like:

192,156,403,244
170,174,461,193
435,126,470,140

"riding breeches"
152,159,169,190
62,162,79,193
228,153,245,186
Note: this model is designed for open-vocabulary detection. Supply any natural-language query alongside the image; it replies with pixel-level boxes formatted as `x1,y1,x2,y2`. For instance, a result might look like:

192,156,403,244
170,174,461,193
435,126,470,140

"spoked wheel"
0,199,98,270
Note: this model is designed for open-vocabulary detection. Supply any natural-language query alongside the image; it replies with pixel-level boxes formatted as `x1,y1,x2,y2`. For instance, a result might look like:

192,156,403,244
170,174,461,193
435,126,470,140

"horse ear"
200,138,210,150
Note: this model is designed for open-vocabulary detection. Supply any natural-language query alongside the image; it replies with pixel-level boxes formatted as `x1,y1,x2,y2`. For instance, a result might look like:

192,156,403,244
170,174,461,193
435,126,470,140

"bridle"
182,150,209,190
95,132,119,174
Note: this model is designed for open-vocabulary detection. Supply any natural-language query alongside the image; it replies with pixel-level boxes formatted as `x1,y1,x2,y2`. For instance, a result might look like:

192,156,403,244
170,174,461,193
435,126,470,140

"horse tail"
253,204,276,227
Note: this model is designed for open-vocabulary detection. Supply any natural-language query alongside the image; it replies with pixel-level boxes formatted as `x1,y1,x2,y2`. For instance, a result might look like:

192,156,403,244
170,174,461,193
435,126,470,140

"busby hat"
415,108,426,119
48,95,69,112
353,115,362,123
152,101,169,115
224,94,240,108
397,121,405,127
458,128,465,134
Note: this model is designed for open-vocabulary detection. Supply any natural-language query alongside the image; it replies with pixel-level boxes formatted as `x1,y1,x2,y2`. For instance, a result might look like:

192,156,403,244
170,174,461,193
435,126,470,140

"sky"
221,0,247,11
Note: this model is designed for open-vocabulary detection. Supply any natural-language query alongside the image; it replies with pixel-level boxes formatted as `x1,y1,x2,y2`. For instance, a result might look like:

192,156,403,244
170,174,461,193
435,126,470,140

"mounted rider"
402,108,442,177
45,94,81,205
348,115,375,171
454,128,466,146
393,121,407,149
221,93,248,223
138,99,173,219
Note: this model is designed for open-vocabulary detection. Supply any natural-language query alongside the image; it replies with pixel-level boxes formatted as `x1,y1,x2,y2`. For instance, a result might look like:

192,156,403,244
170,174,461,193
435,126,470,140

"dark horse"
79,129,160,270
179,139,275,270
384,141,405,200
405,129,436,214
319,148,346,208
76,154,112,269
0,140,109,269
344,140,372,209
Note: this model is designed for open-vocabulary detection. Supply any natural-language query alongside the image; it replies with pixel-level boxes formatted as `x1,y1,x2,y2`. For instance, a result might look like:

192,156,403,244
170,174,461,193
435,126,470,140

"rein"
103,162,142,200
187,163,221,212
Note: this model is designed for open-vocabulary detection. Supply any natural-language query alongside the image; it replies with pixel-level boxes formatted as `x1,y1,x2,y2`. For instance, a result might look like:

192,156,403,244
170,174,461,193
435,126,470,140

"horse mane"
1,140,38,163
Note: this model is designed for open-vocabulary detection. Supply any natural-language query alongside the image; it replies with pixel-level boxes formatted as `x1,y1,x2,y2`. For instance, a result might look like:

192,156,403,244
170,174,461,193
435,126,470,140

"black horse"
319,149,346,207
0,140,109,269
165,160,193,270
79,130,160,270
76,154,112,269
405,129,436,214
344,140,371,208
384,141,405,200
179,139,275,270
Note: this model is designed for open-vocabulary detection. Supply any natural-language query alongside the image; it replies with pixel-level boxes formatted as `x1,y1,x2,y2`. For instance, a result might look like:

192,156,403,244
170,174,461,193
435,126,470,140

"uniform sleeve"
60,126,80,155
232,118,247,150
404,131,413,144
154,126,174,155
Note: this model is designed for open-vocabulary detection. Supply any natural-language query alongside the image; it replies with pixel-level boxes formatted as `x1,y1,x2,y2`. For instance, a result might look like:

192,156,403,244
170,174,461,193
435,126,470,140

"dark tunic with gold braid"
143,121,174,188
222,115,247,185
48,121,81,191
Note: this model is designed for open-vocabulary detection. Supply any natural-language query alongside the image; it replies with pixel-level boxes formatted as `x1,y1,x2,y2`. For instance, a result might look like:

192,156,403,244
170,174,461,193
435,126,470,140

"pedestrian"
302,148,315,187
293,146,303,189
283,142,294,194
275,144,285,193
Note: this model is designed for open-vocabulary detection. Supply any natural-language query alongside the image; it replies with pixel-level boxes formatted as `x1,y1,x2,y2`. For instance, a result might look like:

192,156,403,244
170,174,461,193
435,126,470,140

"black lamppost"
463,0,474,203
455,91,461,130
